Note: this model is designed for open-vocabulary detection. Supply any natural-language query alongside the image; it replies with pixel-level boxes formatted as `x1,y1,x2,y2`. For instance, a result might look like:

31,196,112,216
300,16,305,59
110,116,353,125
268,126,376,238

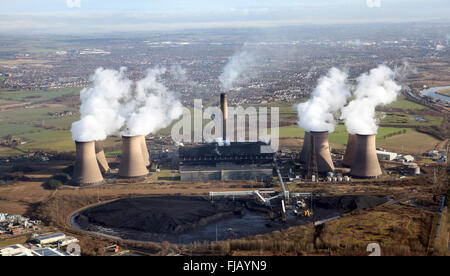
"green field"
386,96,427,110
15,129,75,153
0,87,82,102
379,112,443,127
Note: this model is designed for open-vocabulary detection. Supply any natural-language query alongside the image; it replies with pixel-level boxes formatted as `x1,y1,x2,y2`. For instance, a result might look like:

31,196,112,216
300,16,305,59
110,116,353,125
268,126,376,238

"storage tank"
72,141,104,186
119,136,149,178
350,134,382,178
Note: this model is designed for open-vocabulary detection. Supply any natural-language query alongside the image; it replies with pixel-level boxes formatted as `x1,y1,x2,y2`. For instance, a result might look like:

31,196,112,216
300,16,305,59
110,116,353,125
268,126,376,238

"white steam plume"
219,50,255,90
296,67,351,132
71,67,130,142
121,67,183,137
71,66,184,141
341,65,401,135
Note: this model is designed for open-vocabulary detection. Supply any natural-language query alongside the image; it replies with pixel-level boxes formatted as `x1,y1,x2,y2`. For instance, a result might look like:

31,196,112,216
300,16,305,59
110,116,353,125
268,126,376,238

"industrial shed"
178,141,275,181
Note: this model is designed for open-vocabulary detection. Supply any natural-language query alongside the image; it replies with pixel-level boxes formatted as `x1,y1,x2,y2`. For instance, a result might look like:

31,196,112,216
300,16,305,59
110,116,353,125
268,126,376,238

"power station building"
178,141,274,181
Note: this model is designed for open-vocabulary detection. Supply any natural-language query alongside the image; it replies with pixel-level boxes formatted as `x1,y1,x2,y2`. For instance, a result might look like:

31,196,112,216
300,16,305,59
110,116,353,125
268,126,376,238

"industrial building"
0,244,71,256
178,93,275,182
35,232,66,245
179,141,274,181
376,150,398,161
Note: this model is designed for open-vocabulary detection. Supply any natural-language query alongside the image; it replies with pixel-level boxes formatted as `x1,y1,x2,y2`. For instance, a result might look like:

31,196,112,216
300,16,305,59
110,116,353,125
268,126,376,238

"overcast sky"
0,0,449,34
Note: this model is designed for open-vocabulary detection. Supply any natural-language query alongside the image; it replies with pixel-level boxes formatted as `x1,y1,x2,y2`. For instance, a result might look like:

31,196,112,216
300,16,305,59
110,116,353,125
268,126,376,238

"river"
420,85,450,102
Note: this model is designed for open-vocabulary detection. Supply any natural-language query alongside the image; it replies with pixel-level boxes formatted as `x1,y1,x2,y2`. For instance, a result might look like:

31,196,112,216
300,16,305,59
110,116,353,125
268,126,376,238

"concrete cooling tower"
139,135,150,167
119,136,149,178
299,132,311,164
305,131,335,173
350,134,382,178
220,93,228,140
342,134,357,167
72,141,104,186
95,141,110,173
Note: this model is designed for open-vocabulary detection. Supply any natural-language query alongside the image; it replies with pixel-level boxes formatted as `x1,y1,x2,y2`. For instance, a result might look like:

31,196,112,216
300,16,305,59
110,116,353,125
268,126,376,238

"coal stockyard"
72,195,389,244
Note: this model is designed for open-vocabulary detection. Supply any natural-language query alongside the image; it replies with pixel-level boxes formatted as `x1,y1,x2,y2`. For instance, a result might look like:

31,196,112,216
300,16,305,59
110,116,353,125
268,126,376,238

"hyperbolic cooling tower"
95,141,110,173
305,131,335,173
72,141,104,186
350,134,382,178
299,132,311,164
139,135,150,167
119,136,149,178
342,134,357,167
220,93,228,140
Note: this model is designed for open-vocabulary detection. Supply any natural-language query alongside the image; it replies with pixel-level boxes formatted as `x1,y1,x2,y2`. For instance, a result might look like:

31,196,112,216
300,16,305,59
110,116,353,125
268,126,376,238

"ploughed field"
74,195,388,244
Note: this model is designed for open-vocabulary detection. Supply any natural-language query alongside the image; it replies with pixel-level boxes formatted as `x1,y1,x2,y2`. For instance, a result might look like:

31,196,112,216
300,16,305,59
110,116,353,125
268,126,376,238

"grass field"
379,112,443,127
376,130,440,153
386,95,427,110
16,130,75,153
0,87,82,102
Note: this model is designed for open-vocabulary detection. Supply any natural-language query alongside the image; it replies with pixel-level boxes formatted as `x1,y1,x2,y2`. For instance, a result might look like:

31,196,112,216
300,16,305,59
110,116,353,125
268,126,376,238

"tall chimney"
351,134,382,178
220,93,228,141
140,135,150,167
95,141,110,173
299,131,311,164
342,133,357,167
119,136,149,178
306,131,335,173
72,141,104,186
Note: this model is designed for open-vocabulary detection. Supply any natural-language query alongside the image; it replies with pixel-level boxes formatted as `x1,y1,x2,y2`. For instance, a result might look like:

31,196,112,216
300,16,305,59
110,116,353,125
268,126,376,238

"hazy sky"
0,0,449,34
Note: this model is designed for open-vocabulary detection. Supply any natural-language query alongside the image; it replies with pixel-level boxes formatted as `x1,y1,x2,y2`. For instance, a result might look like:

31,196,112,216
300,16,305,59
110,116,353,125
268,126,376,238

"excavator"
293,199,312,217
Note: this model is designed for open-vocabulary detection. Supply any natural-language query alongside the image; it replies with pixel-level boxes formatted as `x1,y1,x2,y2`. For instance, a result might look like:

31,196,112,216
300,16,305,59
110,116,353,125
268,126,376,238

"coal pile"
76,196,247,234
315,195,388,212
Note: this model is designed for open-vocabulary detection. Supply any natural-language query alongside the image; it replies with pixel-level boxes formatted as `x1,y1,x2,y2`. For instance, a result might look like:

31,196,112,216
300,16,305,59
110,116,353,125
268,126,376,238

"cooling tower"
139,135,150,167
72,141,104,186
220,93,228,140
95,141,110,173
306,131,335,173
342,134,357,167
350,134,382,178
119,136,149,178
299,132,311,164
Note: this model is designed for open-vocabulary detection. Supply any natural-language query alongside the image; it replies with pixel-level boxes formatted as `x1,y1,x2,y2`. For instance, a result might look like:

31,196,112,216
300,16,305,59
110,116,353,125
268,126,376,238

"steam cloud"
296,67,351,132
71,68,130,142
341,65,401,135
121,67,183,137
219,50,255,90
71,67,183,141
